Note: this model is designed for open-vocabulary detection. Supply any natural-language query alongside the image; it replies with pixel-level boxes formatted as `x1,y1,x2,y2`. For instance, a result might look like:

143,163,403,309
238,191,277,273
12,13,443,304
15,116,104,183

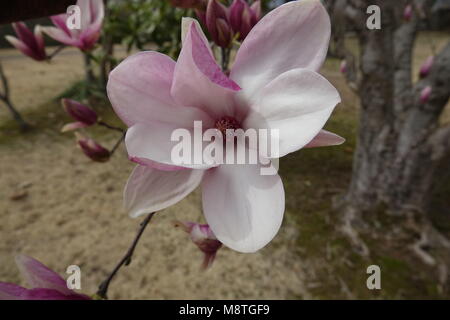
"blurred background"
0,0,449,299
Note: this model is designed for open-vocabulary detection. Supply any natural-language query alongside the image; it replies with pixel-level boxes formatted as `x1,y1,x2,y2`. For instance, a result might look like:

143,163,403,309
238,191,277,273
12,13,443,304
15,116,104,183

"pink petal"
21,288,90,300
244,68,341,157
5,36,34,58
50,14,71,36
15,255,72,295
171,21,240,119
230,0,331,103
41,26,80,47
125,122,215,170
129,156,187,172
0,282,27,300
61,121,88,132
202,163,285,253
124,165,204,217
107,51,212,127
304,130,345,148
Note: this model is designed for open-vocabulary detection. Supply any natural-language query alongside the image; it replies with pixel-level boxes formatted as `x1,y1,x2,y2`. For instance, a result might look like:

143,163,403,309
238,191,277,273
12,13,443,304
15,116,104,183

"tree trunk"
339,0,450,217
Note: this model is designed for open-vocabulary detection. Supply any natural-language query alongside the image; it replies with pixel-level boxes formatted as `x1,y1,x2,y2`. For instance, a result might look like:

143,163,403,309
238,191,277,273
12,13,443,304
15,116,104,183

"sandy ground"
0,48,310,299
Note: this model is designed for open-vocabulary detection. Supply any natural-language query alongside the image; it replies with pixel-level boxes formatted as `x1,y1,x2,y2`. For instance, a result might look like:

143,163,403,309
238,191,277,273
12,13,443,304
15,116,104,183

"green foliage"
104,0,194,58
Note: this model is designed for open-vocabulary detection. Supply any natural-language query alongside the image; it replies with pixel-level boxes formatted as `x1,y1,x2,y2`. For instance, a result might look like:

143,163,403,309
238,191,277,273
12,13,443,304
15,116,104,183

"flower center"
214,117,241,137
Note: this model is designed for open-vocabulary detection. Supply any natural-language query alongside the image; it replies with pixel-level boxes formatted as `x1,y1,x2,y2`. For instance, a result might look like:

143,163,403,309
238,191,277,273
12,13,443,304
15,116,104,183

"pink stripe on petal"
172,22,240,119
0,282,27,300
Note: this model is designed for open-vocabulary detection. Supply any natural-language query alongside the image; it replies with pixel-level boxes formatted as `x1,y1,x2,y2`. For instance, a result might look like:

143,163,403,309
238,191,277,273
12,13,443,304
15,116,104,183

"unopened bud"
420,85,432,104
404,4,413,21
419,55,434,79
206,0,233,48
61,99,98,132
340,60,347,74
174,221,222,270
76,133,110,162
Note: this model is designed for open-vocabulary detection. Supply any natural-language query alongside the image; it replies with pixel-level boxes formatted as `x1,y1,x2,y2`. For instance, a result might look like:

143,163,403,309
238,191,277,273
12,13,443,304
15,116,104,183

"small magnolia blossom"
42,0,104,51
0,255,90,300
76,133,110,162
420,85,432,104
419,55,434,79
174,221,222,269
404,4,413,21
229,0,261,40
5,22,47,61
61,98,98,132
107,0,344,253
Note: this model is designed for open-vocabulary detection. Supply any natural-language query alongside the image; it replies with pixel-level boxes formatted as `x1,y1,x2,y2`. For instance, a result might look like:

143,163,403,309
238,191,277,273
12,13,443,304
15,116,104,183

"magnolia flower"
76,133,110,162
420,85,432,104
42,0,104,51
107,0,343,253
0,255,89,300
61,98,98,132
419,55,434,79
229,0,261,40
5,22,47,61
174,221,222,269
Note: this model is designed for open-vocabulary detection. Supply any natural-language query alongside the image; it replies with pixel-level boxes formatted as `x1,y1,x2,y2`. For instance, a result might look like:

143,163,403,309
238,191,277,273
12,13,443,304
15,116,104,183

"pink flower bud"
61,99,98,132
206,0,233,48
420,85,432,104
340,60,347,74
76,133,110,162
419,55,434,79
5,22,47,61
229,0,261,40
174,221,222,270
404,4,413,21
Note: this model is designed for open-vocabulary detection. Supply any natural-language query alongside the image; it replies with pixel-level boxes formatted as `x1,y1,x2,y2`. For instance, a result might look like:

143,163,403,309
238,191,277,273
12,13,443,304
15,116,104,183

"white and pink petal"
202,163,285,253
124,165,204,218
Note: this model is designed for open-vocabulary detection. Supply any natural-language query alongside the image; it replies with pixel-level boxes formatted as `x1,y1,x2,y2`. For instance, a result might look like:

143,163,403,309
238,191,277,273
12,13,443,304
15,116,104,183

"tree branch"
96,212,155,299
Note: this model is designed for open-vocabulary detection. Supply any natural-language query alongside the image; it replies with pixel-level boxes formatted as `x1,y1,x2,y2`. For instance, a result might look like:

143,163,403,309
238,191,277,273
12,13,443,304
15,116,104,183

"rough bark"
337,0,450,216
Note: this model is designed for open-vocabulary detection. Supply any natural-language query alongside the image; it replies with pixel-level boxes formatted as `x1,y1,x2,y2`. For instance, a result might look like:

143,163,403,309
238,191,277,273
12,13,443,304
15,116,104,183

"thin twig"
0,61,30,130
110,131,126,156
47,45,66,60
96,212,155,299
98,120,125,133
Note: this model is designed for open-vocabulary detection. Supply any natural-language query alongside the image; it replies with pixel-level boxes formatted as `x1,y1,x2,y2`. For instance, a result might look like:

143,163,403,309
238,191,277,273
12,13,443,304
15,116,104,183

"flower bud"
174,221,222,269
420,85,432,104
5,22,47,61
419,55,434,79
404,4,413,21
229,0,261,40
206,0,233,48
76,133,110,162
61,99,98,132
340,60,347,74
